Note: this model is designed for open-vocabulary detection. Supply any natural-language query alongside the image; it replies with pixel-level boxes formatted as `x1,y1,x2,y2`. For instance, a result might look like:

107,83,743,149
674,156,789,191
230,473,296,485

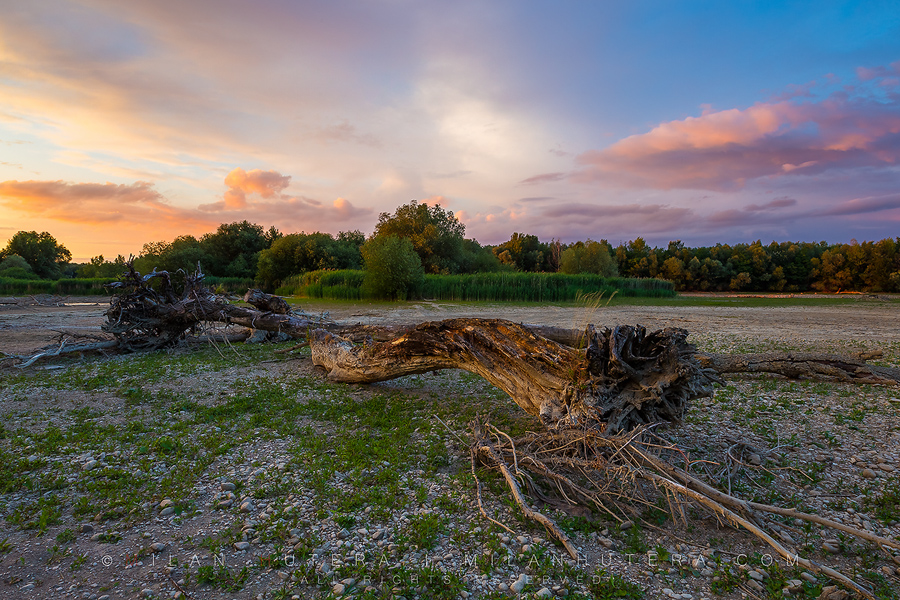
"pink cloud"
573,73,900,191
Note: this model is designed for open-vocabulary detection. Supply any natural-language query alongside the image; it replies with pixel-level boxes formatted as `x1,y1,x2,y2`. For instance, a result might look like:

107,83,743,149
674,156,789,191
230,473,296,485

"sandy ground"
2,296,898,356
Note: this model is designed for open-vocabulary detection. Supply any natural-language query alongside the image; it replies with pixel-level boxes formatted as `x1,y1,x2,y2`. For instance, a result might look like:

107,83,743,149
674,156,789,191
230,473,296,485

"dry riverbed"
0,296,899,600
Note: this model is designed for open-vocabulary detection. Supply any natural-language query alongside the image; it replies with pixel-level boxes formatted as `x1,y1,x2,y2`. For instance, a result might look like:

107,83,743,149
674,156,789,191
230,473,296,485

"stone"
746,579,764,592
150,542,167,552
159,499,173,509
234,541,250,551
221,482,236,491
160,506,176,516
82,460,98,471
819,585,849,600
510,573,528,593
861,468,878,479
620,520,634,530
748,570,766,581
800,571,817,583
332,583,346,596
141,589,154,598
536,588,552,598
80,524,94,533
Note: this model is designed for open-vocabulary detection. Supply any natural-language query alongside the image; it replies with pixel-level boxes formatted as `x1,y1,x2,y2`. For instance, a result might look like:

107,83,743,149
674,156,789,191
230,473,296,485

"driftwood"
311,319,718,433
243,289,291,314
102,264,332,351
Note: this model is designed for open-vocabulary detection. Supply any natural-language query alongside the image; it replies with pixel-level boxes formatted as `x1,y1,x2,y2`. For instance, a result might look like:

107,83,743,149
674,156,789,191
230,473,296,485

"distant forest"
2,200,899,294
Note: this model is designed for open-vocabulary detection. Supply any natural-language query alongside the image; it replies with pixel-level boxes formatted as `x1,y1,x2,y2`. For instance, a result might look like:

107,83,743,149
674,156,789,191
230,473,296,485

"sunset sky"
2,1,900,261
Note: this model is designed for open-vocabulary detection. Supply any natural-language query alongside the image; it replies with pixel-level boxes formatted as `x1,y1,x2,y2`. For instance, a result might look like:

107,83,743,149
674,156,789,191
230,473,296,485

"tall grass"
423,273,674,301
203,276,255,293
276,270,366,300
0,277,116,296
275,270,674,302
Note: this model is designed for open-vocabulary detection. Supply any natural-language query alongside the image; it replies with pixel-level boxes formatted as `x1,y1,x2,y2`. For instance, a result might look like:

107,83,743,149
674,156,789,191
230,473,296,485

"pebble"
620,520,634,530
746,579,764,592
239,501,253,513
141,589,154,598
221,481,236,491
510,573,528,593
800,571,817,583
159,499,173,509
748,570,765,581
536,588,552,598
82,460,98,471
234,541,250,551
150,542,167,552
160,506,176,516
861,468,877,479
332,583,345,596
80,524,94,533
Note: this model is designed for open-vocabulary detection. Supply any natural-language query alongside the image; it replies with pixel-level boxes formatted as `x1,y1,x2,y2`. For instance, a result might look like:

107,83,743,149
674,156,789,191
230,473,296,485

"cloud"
519,172,567,185
820,193,900,216
573,72,900,191
196,168,373,230
0,179,179,223
215,168,292,210
461,201,696,244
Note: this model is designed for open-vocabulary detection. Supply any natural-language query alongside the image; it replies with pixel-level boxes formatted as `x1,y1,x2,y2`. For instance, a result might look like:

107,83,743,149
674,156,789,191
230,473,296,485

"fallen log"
311,318,718,432
102,263,333,350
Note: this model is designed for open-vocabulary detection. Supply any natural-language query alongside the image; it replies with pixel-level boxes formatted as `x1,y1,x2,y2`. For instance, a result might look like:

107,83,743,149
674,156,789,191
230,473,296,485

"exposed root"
470,421,895,599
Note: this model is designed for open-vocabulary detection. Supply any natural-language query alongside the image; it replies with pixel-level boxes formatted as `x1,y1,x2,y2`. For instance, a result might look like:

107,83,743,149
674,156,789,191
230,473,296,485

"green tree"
0,231,72,279
493,233,549,272
559,240,618,276
255,231,364,289
200,221,271,277
361,234,424,300
76,255,127,278
373,200,466,274
134,235,208,275
0,254,39,279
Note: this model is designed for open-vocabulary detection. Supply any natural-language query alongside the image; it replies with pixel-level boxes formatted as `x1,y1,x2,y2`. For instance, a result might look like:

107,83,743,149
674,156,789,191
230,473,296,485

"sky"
1,1,900,261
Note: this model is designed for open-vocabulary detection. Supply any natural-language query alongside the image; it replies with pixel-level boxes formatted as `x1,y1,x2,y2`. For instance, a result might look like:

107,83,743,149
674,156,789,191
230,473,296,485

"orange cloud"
0,179,183,223
219,168,292,209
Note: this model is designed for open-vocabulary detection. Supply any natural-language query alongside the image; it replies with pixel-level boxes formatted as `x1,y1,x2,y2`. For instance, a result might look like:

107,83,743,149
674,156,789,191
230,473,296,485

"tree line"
3,200,900,294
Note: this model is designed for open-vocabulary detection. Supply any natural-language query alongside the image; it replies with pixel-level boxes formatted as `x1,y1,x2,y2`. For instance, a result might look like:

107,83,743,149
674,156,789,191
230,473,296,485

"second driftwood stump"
311,318,718,433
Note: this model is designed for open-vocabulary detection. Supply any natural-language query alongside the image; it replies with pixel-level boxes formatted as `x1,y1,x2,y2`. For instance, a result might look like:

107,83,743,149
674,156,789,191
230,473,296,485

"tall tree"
360,234,424,300
372,200,466,274
0,231,72,279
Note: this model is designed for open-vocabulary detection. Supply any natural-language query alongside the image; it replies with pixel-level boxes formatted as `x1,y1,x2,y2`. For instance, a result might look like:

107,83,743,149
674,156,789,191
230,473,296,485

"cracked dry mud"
1,296,899,600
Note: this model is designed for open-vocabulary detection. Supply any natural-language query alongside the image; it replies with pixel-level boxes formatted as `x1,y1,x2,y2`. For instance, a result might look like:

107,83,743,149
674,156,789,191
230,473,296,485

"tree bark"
243,289,292,314
694,350,900,385
311,318,717,432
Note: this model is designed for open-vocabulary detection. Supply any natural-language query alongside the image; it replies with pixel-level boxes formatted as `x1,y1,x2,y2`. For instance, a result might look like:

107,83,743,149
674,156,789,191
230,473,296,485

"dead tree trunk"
243,289,292,314
311,319,717,432
695,350,900,385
